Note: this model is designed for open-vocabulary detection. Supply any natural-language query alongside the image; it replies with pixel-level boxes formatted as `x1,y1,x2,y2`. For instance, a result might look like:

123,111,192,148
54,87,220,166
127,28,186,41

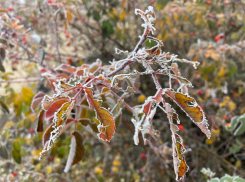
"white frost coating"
39,100,75,159
164,89,211,139
64,135,76,173
135,6,156,34
115,48,129,55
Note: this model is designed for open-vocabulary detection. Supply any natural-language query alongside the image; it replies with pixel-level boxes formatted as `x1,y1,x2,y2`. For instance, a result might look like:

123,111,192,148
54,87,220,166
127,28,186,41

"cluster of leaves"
27,6,210,180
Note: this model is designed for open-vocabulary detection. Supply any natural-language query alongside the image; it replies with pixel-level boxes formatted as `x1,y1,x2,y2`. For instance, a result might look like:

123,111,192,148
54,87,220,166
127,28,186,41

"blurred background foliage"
1,0,245,181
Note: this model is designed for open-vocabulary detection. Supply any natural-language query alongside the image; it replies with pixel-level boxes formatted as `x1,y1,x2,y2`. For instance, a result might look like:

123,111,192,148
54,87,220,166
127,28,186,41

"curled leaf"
84,87,115,141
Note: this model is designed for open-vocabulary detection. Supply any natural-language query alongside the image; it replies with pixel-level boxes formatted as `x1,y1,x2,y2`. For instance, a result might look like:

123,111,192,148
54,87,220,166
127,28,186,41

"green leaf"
102,20,114,38
93,10,100,21
0,100,9,113
0,145,8,159
208,178,220,182
0,47,5,72
226,114,245,135
64,131,86,173
78,118,98,133
24,118,32,129
12,150,21,164
13,140,21,152
229,139,243,154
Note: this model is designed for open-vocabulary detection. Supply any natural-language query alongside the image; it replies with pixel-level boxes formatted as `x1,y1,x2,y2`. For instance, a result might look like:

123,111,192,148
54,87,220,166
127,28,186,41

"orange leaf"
45,98,70,119
64,131,85,172
66,11,73,23
175,142,188,180
84,87,115,141
165,89,211,138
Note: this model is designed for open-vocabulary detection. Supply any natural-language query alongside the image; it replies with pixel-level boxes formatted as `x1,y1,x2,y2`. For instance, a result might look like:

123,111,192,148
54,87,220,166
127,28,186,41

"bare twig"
54,9,62,64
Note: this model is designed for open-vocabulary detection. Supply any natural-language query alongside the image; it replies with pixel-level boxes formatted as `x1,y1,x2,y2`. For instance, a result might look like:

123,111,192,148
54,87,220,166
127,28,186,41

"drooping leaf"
12,150,21,164
0,145,8,159
174,141,188,180
31,91,46,111
84,87,115,141
45,98,70,119
165,89,211,138
0,100,9,113
37,110,45,132
64,131,85,172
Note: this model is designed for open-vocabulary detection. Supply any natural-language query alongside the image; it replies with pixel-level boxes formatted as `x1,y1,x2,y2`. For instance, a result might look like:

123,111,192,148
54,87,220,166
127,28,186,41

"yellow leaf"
22,87,34,105
218,67,226,77
191,54,199,62
210,52,219,61
173,13,178,20
94,167,103,174
113,160,121,166
236,160,242,168
112,167,119,173
206,137,215,144
119,10,125,20
4,121,15,128
46,166,52,174
66,11,73,23
35,163,41,170
228,101,236,111
138,94,146,103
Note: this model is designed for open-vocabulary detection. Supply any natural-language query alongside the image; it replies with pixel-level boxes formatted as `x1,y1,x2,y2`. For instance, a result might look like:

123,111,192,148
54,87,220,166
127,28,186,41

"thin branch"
54,9,62,64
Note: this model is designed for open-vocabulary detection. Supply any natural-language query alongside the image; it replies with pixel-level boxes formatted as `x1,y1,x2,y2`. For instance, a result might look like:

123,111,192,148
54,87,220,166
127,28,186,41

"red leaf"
42,123,55,147
36,110,45,132
31,91,45,111
45,98,70,119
